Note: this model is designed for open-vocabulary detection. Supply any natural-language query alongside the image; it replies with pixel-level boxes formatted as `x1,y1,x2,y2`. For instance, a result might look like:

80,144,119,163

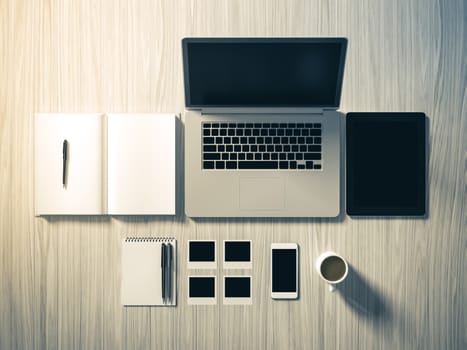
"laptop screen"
182,38,347,108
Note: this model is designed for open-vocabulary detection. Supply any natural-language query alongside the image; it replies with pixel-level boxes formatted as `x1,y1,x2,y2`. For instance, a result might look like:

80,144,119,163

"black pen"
167,243,173,304
161,243,166,303
165,243,170,304
62,140,68,187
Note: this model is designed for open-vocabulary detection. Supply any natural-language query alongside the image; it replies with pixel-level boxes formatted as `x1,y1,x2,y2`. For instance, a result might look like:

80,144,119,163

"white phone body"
271,243,299,299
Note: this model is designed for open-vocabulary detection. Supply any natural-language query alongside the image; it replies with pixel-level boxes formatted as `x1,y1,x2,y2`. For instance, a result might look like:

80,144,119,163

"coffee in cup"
316,252,348,291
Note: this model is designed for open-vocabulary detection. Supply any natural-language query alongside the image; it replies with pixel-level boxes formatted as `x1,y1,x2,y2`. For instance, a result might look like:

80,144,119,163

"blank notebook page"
107,114,176,215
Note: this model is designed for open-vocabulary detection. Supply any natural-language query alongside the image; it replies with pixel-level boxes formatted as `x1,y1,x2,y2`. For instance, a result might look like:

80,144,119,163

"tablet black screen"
346,113,426,216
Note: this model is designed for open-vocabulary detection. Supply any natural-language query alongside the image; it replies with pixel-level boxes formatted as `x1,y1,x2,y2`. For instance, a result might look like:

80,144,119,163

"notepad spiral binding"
124,237,175,243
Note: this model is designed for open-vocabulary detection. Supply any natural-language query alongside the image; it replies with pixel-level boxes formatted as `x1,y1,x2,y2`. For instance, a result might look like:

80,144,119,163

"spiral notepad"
121,237,177,306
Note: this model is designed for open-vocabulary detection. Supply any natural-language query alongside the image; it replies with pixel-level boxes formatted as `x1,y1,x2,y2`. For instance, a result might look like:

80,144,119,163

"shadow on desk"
337,265,393,327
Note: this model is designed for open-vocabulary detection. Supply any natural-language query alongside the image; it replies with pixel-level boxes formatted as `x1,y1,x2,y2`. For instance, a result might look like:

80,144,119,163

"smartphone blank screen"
272,249,296,292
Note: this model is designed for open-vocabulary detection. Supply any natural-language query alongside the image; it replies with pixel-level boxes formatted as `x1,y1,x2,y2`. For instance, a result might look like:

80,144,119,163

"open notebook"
121,237,177,306
35,113,176,215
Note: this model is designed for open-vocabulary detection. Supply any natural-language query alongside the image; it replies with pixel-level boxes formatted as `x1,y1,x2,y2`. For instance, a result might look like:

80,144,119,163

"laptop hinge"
199,107,329,115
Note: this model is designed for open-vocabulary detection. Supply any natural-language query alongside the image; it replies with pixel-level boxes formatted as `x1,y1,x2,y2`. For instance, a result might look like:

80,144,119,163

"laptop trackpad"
239,177,285,210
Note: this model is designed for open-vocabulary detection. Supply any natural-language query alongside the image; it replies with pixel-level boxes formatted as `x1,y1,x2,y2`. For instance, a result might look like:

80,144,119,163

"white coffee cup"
316,251,348,292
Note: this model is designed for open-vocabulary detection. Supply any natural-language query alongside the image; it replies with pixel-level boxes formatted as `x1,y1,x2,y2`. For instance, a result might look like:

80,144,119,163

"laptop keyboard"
202,122,322,170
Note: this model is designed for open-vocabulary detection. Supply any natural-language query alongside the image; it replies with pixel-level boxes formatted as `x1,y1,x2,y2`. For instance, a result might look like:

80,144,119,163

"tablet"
346,112,426,216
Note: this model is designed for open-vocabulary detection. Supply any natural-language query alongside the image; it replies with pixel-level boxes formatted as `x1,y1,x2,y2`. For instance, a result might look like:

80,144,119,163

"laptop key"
212,123,219,128
279,153,287,160
265,137,272,144
247,153,254,160
277,129,285,136
203,123,211,128
220,123,228,128
255,153,262,160
204,153,220,160
224,137,231,144
271,153,278,160
259,145,266,152
269,129,277,136
228,129,235,136
218,145,225,152
211,129,219,136
267,145,274,152
297,137,305,144
230,153,237,160
263,153,270,160
204,145,216,152
314,164,322,169
203,161,214,169
287,153,295,160
238,161,278,169
273,137,281,144
226,145,233,152
261,129,268,136
298,164,305,169
296,153,303,160
222,153,229,160
226,161,237,169
244,129,252,136
251,145,258,152
285,129,293,136
242,145,249,152
309,129,321,136
236,129,244,136
203,137,214,144
304,153,321,160
234,145,241,152
306,161,314,169
238,153,246,160
290,161,297,169
308,145,321,152
216,161,225,169
279,161,288,169
220,129,227,136
203,129,210,136
293,129,300,136
292,145,298,152
216,137,223,143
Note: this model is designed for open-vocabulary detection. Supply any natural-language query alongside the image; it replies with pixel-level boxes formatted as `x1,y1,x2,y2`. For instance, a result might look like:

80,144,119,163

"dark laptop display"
182,38,347,108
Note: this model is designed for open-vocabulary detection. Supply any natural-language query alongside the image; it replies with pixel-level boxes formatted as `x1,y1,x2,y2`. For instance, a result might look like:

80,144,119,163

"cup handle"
328,284,335,292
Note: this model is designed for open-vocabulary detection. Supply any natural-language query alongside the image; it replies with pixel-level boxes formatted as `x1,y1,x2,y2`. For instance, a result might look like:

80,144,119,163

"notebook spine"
125,237,175,243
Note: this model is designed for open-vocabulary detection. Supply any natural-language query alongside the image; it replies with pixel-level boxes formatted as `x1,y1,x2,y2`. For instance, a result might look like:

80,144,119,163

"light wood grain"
0,0,465,349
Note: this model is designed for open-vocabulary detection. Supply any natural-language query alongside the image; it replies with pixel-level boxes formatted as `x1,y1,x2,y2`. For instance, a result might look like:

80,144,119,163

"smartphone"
271,243,299,299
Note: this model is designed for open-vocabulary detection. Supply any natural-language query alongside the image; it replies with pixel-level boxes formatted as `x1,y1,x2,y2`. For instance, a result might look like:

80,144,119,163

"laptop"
182,38,347,217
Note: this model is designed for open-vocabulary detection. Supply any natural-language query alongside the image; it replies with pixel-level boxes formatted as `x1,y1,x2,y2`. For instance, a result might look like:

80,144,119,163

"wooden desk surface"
0,0,465,349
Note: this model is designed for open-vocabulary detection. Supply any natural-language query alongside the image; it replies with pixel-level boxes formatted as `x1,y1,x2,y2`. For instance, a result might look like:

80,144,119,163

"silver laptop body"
182,38,347,217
